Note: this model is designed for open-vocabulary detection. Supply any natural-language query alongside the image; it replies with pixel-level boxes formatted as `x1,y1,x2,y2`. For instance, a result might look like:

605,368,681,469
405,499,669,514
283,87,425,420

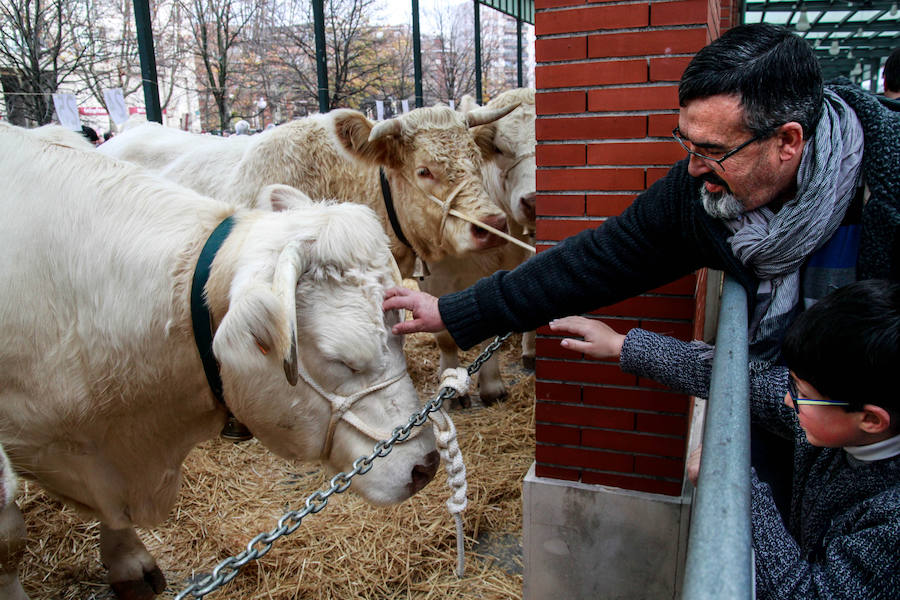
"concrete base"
523,463,693,600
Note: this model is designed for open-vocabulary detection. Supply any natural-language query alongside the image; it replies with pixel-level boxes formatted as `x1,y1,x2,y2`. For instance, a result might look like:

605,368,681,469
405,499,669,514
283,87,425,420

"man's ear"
860,404,893,435
775,122,804,162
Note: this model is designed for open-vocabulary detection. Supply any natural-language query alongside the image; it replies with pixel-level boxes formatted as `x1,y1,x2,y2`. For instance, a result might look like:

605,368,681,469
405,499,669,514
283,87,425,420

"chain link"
174,332,513,600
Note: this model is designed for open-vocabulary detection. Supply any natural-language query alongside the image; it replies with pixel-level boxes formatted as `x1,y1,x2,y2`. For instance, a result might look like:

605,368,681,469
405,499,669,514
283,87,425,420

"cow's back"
0,123,231,523
225,114,378,208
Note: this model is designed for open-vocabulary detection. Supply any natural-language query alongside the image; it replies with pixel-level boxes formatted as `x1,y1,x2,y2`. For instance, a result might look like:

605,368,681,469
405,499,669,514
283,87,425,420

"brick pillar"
532,0,717,497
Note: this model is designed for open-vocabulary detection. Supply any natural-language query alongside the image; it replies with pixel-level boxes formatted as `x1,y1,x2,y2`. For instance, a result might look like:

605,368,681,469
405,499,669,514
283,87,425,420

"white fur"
0,122,436,595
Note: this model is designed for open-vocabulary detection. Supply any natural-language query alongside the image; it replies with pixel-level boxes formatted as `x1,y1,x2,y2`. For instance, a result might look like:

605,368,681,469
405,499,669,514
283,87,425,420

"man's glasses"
787,378,850,414
672,127,768,170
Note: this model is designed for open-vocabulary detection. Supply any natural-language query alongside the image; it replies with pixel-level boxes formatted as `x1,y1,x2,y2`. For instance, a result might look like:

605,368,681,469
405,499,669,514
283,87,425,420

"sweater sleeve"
618,328,794,438
438,160,720,350
751,469,900,600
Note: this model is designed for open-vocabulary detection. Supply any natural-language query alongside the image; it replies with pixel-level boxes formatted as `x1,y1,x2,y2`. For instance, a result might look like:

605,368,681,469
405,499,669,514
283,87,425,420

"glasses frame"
787,378,850,414
672,127,768,171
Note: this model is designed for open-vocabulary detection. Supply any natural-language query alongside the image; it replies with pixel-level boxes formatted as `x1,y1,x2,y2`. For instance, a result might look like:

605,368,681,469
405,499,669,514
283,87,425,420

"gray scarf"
725,89,864,364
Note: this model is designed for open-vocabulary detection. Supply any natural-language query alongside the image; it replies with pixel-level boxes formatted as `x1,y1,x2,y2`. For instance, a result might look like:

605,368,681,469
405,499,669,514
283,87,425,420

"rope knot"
439,367,471,399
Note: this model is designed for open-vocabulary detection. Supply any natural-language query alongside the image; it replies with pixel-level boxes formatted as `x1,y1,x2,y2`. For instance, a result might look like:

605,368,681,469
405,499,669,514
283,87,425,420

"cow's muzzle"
471,214,509,250
409,450,440,495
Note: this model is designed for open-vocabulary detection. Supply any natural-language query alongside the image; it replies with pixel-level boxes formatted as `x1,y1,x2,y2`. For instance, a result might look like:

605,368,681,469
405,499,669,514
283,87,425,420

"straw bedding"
17,330,536,599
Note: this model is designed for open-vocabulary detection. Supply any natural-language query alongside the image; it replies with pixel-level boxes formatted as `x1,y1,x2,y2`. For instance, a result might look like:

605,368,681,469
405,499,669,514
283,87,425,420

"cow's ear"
471,123,500,161
257,184,314,212
333,109,402,168
213,284,292,375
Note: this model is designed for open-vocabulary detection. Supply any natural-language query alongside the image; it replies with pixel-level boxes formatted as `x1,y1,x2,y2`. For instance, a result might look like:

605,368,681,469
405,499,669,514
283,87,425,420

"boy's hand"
383,287,445,335
549,316,627,361
687,445,703,487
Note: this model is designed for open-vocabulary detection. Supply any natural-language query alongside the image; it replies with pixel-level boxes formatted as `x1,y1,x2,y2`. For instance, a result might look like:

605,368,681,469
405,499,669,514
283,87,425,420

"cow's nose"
471,213,508,244
520,192,536,223
409,450,440,495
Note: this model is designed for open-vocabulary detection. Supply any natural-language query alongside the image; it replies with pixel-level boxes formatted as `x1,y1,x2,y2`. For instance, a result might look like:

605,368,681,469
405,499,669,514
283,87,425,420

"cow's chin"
326,426,439,505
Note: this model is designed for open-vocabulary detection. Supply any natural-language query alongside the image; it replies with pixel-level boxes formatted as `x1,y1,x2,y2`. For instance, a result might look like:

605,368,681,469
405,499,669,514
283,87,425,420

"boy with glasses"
553,280,900,598
693,279,899,598
751,279,899,598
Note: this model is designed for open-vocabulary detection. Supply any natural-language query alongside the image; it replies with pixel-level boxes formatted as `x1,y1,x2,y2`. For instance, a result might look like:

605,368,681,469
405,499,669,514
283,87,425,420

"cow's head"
332,105,518,264
212,186,438,505
462,89,536,230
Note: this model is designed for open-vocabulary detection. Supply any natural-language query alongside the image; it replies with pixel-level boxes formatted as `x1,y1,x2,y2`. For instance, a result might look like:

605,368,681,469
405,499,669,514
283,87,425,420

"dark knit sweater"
439,85,900,350
620,328,900,600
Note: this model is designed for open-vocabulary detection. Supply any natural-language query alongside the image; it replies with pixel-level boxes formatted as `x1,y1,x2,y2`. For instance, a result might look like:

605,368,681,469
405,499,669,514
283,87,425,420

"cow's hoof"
480,390,508,407
111,567,166,600
521,356,535,372
450,394,471,410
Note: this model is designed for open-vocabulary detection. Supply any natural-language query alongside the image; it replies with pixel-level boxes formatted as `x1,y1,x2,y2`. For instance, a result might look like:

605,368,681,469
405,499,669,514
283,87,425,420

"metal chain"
175,332,512,600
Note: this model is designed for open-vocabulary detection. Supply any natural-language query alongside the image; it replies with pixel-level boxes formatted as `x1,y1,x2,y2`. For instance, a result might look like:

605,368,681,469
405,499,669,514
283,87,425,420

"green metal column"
312,0,329,113
474,0,483,104
412,0,424,108
517,0,524,87
133,0,162,123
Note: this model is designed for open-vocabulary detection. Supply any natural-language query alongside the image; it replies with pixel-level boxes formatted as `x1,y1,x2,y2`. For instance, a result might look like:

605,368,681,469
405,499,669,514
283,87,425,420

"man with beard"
383,24,900,512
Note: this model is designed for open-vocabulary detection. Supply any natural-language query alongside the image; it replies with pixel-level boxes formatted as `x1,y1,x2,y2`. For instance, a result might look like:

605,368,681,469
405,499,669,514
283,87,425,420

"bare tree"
423,2,498,106
180,0,259,130
270,0,388,111
0,0,92,125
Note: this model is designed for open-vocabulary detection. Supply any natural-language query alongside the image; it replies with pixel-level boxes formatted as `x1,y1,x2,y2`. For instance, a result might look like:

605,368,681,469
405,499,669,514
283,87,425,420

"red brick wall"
532,0,726,496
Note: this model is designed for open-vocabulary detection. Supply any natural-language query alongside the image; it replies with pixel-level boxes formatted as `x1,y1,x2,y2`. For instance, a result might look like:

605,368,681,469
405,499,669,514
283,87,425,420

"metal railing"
681,275,753,599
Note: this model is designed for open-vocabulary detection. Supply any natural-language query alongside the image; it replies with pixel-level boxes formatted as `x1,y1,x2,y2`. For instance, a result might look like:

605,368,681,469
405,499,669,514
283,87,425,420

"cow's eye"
416,167,432,179
342,362,361,375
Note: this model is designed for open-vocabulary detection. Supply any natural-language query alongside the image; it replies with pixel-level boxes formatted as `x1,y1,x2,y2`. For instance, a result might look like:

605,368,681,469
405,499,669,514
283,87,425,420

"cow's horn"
368,118,403,142
272,240,306,386
466,102,519,127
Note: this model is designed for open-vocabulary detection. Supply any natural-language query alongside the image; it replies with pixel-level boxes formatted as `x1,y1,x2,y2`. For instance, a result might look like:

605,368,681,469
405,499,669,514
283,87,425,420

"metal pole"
681,275,753,600
474,0,482,104
516,0,524,88
312,0,329,113
133,0,162,124
412,0,423,108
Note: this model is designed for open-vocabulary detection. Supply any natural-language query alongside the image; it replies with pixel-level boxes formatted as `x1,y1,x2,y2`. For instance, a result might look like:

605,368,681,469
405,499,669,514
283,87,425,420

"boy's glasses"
787,378,850,414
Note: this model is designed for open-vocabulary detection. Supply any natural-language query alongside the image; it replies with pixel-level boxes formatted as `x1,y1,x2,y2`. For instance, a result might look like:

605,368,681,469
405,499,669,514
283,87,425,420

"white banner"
52,93,81,130
401,99,410,114
103,88,129,125
375,100,384,121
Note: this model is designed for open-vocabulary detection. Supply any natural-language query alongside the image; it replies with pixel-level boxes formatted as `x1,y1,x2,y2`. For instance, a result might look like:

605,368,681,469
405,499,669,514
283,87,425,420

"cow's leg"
434,331,470,408
476,350,507,406
521,330,536,371
100,524,166,600
0,502,28,600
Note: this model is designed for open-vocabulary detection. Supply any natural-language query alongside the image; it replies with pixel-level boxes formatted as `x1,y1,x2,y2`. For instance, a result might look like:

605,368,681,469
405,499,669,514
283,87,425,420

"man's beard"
700,183,745,220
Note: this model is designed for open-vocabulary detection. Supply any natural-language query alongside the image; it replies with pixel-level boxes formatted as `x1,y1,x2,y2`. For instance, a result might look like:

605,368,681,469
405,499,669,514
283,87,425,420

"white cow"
26,123,96,150
419,89,537,405
0,123,438,600
100,104,518,278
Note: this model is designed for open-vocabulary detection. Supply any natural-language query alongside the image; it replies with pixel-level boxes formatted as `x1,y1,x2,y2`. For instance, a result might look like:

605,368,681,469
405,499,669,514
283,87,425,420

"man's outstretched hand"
383,287,446,335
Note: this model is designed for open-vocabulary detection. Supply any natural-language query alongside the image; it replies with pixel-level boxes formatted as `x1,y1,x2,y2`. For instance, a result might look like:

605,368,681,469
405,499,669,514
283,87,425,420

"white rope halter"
398,174,535,255
293,361,423,458
499,150,536,182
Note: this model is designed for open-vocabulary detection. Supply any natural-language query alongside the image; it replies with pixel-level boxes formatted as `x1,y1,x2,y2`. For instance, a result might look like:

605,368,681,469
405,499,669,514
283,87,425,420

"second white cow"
100,105,518,277
0,123,437,600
